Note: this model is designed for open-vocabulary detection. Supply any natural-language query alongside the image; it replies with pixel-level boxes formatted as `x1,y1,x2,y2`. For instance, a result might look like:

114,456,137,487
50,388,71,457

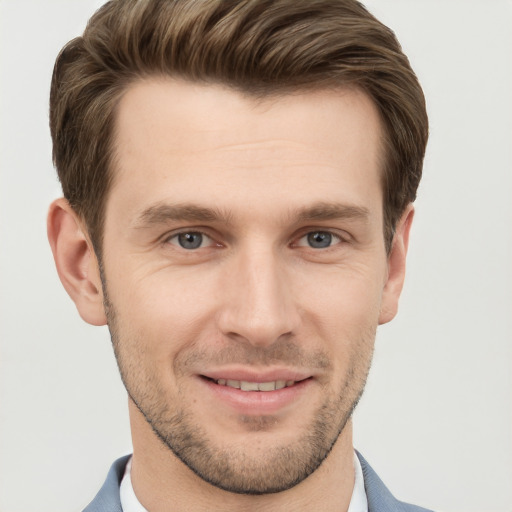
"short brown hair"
50,0,428,253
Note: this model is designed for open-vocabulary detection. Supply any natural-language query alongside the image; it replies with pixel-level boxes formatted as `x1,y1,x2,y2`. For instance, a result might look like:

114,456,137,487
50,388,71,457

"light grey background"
1,1,511,511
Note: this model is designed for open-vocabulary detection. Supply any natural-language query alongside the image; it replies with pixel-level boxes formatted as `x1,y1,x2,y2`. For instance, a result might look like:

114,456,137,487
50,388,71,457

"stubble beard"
103,292,375,495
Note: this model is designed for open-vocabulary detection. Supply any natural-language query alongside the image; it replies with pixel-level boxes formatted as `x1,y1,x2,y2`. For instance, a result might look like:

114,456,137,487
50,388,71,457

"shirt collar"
120,451,368,512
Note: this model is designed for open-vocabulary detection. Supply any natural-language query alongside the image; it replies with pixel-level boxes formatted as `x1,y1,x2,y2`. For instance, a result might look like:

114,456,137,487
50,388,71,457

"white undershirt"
348,452,368,512
120,457,148,512
120,452,368,512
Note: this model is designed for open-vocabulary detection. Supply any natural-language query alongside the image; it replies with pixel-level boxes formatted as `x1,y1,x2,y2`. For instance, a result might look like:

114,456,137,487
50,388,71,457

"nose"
217,247,301,348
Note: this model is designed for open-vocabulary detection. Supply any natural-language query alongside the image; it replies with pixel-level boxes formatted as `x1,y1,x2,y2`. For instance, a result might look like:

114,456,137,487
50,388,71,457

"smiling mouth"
204,377,309,392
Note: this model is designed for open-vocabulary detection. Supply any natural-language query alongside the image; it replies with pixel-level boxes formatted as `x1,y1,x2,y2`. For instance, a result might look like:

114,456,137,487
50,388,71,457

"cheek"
109,266,221,353
297,266,383,364
299,263,384,323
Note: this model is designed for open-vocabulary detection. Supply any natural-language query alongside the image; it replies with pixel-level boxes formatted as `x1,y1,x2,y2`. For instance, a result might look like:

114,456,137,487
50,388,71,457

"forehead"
114,78,383,157
108,78,384,224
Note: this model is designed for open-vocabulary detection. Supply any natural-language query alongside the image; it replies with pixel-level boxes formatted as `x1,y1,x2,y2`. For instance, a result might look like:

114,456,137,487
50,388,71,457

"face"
100,79,402,494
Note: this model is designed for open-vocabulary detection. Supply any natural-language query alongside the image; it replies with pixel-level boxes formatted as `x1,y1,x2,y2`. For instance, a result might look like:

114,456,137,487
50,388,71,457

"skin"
48,79,413,512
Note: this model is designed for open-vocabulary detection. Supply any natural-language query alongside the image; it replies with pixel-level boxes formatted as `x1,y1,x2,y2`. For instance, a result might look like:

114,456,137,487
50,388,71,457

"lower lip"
199,377,313,416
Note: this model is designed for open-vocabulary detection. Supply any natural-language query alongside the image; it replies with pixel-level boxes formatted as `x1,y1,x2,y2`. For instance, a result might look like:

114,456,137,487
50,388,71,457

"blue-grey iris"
307,231,332,248
178,232,203,249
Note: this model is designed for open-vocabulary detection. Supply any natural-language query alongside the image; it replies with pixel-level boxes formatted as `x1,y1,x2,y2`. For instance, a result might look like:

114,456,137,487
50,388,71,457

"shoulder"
82,455,131,512
356,451,435,512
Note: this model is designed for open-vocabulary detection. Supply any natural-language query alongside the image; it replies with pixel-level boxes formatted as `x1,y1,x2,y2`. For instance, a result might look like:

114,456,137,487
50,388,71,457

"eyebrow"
134,203,233,228
133,201,369,228
294,202,370,223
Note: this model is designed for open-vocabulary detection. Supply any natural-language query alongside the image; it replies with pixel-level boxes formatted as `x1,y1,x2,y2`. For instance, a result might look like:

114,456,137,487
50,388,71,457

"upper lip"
200,368,313,383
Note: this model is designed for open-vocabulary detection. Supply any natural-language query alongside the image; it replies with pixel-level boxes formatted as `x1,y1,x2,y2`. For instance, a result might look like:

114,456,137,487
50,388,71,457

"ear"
378,204,414,325
47,198,107,326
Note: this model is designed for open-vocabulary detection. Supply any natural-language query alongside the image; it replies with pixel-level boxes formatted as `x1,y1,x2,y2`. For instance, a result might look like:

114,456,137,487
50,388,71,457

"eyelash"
163,228,348,251
294,230,344,248
164,230,216,250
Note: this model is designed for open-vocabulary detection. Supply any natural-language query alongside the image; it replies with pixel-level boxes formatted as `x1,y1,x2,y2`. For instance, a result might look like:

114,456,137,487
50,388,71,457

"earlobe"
47,198,107,326
378,204,414,325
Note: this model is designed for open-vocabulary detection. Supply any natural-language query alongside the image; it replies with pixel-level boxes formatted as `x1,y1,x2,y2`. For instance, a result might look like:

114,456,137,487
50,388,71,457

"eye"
168,231,212,250
296,231,342,249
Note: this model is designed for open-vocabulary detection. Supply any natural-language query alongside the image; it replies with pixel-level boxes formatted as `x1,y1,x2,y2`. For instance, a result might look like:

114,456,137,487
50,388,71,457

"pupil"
307,231,331,248
178,232,202,249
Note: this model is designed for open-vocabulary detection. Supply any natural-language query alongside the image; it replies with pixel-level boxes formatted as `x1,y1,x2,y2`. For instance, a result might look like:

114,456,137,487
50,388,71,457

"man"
47,0,429,510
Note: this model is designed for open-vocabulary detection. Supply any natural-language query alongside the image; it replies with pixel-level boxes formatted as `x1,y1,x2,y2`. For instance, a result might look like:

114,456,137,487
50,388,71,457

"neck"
129,400,356,512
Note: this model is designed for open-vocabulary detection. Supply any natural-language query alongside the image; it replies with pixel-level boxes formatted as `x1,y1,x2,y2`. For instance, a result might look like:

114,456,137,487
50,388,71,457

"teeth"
216,379,297,391
240,381,259,391
258,381,276,391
